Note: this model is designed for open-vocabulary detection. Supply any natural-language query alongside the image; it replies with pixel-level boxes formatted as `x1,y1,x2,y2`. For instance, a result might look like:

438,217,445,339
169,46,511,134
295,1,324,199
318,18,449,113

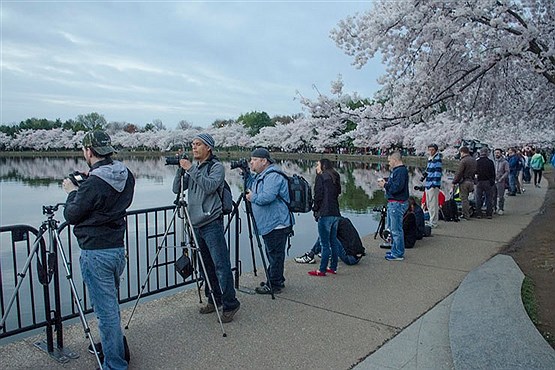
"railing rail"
1,204,235,342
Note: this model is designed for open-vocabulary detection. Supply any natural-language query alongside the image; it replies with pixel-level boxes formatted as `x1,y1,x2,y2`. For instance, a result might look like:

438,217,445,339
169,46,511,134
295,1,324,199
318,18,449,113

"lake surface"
0,155,452,255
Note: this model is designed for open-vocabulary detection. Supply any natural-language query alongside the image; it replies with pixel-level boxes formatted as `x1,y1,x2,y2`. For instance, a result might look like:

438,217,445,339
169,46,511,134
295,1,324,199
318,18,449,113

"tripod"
373,205,388,242
224,171,276,299
125,179,227,337
0,204,103,369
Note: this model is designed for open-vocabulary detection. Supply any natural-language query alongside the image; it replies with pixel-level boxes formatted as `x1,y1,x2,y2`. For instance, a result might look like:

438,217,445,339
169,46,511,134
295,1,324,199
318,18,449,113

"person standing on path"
475,147,496,219
377,151,409,261
452,146,477,220
530,148,546,188
172,133,240,322
308,159,342,276
62,130,135,370
424,143,442,228
493,148,510,215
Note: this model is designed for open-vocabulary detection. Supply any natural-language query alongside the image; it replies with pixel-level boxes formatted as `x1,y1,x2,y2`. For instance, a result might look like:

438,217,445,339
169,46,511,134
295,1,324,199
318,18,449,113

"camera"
372,205,387,214
165,153,188,166
414,185,426,192
68,171,88,187
420,172,428,182
230,158,249,171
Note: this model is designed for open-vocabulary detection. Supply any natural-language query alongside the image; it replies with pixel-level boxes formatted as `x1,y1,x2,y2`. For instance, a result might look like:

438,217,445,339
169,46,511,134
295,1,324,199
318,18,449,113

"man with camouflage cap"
62,130,134,370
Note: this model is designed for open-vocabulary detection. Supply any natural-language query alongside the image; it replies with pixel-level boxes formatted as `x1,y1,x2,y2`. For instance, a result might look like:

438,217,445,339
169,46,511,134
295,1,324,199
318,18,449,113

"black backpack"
441,198,459,222
206,160,233,215
336,217,365,256
268,171,313,213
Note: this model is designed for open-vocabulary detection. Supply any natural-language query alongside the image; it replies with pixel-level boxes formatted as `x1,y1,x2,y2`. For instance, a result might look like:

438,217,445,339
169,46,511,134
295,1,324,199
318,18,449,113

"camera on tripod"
372,205,387,215
230,158,249,172
165,153,188,166
68,171,88,187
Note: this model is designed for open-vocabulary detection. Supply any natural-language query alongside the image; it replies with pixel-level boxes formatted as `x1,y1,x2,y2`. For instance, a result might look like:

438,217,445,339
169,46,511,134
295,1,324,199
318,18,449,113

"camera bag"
175,254,193,280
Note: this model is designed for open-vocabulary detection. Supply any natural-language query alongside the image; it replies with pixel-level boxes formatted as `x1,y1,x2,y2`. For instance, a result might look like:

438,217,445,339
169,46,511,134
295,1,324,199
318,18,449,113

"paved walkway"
0,178,552,369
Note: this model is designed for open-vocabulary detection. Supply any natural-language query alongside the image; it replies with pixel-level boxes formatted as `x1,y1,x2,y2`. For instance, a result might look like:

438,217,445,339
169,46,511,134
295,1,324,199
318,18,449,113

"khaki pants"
459,181,474,219
425,187,440,226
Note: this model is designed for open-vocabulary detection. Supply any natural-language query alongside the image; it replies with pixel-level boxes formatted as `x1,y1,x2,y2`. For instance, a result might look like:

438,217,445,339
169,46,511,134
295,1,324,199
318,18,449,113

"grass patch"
521,276,538,325
522,276,555,347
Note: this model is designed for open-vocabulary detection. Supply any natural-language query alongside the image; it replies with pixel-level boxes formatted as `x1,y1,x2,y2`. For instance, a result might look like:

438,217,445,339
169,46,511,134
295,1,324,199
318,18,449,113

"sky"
1,0,384,129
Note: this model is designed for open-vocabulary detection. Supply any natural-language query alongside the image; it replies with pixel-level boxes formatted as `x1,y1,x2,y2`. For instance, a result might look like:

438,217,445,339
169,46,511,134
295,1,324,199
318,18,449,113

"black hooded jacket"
312,171,341,217
64,158,135,250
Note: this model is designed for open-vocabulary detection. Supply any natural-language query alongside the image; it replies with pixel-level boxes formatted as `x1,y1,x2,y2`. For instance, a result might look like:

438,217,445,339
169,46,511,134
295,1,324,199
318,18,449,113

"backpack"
336,217,365,256
207,160,233,215
440,198,459,222
268,170,313,213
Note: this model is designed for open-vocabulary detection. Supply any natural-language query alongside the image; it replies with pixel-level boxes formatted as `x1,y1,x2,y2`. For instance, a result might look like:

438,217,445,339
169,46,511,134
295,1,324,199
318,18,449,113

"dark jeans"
262,226,292,288
533,169,543,186
523,167,531,183
194,218,239,312
508,171,518,194
311,239,359,265
475,180,494,216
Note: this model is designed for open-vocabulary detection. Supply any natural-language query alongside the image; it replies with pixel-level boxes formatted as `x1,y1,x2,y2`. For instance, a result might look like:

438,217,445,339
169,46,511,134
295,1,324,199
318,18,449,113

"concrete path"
0,178,551,369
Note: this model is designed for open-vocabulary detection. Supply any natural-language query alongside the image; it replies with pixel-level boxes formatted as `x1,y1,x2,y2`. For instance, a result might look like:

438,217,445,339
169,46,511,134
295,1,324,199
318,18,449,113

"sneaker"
507,193,516,196
487,215,492,219
317,253,322,258
88,342,103,358
294,252,315,264
308,270,326,277
255,284,281,294
379,243,392,249
497,209,504,215
385,251,393,256
221,304,240,323
385,254,404,261
326,268,337,274
89,336,130,363
199,302,220,314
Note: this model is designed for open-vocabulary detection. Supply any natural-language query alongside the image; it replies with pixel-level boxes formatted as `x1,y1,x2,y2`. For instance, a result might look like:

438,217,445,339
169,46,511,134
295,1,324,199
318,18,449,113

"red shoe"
308,270,326,277
326,268,337,274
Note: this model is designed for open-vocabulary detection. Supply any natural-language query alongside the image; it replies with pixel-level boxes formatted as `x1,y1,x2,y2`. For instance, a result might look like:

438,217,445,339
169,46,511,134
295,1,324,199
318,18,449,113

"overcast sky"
1,1,383,128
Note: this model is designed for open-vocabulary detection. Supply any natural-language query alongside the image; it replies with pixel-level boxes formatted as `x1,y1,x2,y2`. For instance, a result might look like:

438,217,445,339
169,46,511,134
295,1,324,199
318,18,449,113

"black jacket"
312,171,341,217
64,159,135,250
476,156,496,185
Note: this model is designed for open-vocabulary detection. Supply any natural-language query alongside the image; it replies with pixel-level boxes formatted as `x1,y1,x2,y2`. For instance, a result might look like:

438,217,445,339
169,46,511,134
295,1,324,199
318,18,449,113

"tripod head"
42,203,66,217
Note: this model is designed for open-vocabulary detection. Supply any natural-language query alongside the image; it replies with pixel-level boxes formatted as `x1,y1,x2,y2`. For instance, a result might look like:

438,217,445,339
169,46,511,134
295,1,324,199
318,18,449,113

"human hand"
179,158,192,171
62,178,78,194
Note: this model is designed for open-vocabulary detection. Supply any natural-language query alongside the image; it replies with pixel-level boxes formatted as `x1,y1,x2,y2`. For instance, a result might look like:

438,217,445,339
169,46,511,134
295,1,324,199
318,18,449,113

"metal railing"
0,204,236,342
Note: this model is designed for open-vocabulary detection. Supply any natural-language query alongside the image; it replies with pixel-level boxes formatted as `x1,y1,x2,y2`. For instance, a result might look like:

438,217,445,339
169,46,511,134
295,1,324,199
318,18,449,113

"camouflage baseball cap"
82,130,116,155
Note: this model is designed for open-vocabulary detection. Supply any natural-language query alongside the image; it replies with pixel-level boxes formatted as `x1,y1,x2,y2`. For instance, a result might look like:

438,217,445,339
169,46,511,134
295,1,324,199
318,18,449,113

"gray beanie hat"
193,133,215,150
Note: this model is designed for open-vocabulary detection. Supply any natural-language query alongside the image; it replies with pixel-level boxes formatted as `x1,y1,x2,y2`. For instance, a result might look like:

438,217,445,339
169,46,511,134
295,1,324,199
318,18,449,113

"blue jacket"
245,164,294,236
385,165,409,202
425,152,442,189
507,154,521,173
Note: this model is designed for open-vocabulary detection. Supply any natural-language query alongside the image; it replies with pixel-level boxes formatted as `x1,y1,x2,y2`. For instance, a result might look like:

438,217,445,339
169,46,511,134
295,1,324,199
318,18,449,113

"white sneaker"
497,209,504,215
294,253,315,264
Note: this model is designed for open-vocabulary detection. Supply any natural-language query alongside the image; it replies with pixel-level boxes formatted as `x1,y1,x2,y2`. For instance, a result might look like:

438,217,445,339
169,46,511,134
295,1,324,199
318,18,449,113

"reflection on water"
0,155,452,221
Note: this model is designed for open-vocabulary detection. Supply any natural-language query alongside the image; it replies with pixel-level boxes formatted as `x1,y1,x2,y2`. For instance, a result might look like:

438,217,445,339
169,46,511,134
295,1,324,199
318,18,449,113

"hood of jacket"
90,159,129,192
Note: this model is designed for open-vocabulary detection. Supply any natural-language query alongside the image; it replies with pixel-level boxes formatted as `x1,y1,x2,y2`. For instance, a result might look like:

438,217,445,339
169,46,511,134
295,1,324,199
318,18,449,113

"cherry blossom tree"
327,0,555,147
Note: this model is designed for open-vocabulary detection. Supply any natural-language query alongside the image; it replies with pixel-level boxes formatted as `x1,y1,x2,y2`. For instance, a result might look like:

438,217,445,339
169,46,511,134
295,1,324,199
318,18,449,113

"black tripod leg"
53,231,103,369
0,227,45,329
245,209,275,300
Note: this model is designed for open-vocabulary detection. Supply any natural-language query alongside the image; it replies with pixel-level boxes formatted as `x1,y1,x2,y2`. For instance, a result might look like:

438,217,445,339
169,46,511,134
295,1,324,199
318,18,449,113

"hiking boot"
294,252,315,264
199,302,220,314
308,270,326,276
221,305,240,323
385,254,404,261
255,284,281,294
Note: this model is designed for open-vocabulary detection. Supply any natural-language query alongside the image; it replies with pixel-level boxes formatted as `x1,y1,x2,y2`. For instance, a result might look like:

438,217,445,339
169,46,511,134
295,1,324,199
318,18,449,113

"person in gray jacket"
493,148,510,215
172,133,240,323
